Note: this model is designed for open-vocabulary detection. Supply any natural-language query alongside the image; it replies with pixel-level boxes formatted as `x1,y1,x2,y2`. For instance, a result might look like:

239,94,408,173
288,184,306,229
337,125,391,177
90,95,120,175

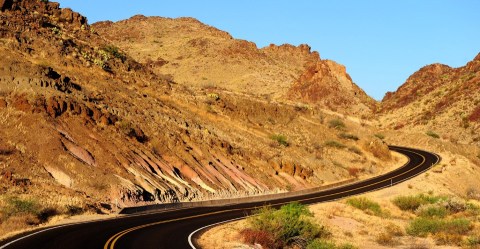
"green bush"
324,140,346,149
346,197,382,216
328,119,345,129
307,240,357,249
465,236,480,247
307,240,337,249
101,45,126,62
416,204,449,218
348,146,363,155
374,134,385,140
392,194,445,211
407,218,471,237
247,203,329,247
4,197,41,217
426,130,440,139
339,133,359,141
270,134,289,147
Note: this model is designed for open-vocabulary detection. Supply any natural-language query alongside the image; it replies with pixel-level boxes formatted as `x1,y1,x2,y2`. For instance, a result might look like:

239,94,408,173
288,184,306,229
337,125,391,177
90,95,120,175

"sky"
56,0,480,100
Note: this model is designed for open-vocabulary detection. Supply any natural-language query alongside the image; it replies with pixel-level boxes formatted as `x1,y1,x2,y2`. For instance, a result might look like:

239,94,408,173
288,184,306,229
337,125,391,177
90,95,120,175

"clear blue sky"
56,0,479,100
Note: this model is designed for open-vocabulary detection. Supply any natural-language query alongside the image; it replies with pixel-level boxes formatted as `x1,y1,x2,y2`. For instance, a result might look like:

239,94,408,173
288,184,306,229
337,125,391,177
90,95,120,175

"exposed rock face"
288,60,376,115
61,139,96,167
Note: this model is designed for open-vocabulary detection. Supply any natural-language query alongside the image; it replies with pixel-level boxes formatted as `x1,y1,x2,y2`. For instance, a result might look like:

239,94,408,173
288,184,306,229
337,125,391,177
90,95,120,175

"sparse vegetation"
243,203,330,248
465,236,480,247
407,218,471,237
374,133,385,140
207,92,220,101
338,133,359,141
307,240,357,249
346,197,382,216
328,119,346,130
101,45,126,62
348,146,362,155
426,130,440,139
324,140,346,149
392,194,445,211
270,134,289,147
416,204,448,218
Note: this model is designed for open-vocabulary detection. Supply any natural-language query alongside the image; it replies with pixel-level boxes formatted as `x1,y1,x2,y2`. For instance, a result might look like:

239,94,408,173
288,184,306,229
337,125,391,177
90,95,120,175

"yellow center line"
104,147,439,249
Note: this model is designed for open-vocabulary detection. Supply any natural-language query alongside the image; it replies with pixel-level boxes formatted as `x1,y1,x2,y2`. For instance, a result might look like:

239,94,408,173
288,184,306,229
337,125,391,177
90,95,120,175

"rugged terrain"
93,15,375,116
380,53,480,145
0,0,397,239
0,0,479,247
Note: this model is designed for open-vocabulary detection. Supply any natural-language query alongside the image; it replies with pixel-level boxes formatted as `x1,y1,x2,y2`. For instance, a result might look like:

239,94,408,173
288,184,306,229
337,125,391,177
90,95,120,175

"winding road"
0,146,440,249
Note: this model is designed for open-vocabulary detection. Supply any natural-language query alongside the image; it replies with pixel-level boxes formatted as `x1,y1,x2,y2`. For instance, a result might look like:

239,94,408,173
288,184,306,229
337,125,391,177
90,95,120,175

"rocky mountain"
0,0,398,237
93,15,375,115
380,53,480,145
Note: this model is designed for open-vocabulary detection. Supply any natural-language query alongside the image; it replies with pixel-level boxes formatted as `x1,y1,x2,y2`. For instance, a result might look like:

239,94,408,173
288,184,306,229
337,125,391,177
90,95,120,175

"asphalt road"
0,146,440,249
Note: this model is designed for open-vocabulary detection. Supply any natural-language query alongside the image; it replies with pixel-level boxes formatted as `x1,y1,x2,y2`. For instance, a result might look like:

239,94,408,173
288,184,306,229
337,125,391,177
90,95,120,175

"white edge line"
188,217,245,249
0,223,78,249
0,207,188,249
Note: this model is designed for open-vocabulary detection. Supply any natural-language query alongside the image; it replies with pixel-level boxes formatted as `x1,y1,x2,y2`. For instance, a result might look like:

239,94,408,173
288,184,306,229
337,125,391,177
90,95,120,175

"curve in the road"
0,146,440,249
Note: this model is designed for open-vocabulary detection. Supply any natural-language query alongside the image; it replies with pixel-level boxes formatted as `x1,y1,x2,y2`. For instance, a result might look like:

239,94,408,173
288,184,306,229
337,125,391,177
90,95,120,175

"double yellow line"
104,147,439,249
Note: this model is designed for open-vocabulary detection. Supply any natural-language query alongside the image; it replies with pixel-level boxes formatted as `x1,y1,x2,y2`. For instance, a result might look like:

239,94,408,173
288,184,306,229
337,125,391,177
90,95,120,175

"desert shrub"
434,232,464,246
442,197,467,213
246,203,329,247
392,194,445,211
270,134,289,147
337,244,357,249
407,218,471,237
101,45,126,62
0,197,60,231
4,197,41,218
346,197,382,216
466,202,480,216
374,134,385,139
416,204,449,218
307,240,357,249
385,223,405,236
207,92,220,101
426,130,440,139
348,146,362,155
376,232,396,246
328,119,345,129
419,204,448,218
465,236,480,247
307,240,337,249
324,140,346,149
339,133,359,141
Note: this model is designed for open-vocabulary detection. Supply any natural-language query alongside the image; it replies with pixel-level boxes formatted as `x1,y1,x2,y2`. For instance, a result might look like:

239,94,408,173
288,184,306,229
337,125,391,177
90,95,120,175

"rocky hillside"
93,16,375,115
380,53,480,145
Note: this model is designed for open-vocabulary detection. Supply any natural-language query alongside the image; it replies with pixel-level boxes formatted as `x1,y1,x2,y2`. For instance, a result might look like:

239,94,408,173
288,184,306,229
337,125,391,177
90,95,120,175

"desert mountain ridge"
93,15,376,116
0,0,479,242
380,52,480,145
